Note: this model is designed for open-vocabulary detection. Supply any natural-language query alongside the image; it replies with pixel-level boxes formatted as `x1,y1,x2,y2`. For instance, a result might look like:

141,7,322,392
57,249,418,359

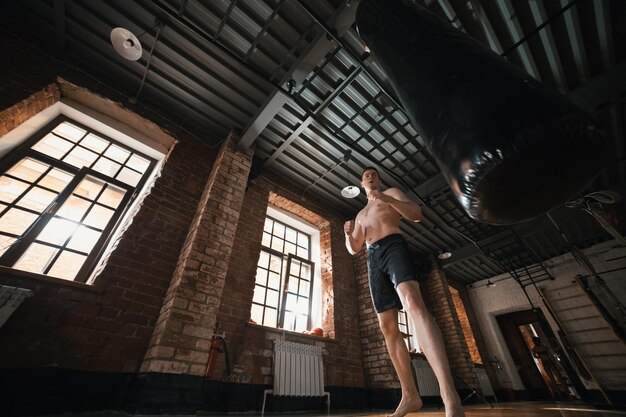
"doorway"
496,309,583,401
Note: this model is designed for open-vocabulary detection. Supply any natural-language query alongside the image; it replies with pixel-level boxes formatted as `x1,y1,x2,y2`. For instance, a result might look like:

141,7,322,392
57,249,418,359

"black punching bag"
355,0,607,224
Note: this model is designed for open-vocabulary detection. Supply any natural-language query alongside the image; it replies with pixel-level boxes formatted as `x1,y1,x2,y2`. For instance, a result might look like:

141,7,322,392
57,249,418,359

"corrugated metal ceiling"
1,0,624,286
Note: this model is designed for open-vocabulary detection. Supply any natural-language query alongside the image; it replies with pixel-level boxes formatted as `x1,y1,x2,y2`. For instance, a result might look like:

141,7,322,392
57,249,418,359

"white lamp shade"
110,27,143,61
341,185,360,198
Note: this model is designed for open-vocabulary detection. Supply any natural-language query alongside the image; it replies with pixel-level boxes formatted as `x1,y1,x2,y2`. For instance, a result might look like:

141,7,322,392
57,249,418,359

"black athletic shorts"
367,233,419,313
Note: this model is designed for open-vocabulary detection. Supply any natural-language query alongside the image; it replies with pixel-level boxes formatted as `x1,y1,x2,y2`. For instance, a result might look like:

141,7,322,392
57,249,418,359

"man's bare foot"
444,402,465,417
386,396,423,417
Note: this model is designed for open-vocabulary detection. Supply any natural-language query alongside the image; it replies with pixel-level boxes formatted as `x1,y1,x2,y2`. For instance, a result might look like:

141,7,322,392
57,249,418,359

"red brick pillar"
423,258,478,388
140,134,253,375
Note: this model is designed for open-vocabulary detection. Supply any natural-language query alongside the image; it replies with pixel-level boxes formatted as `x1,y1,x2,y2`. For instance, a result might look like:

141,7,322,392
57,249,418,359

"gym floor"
42,402,624,417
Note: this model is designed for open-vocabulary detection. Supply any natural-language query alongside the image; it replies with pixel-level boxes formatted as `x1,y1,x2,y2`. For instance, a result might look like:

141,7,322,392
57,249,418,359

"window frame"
0,115,156,283
251,214,319,332
279,253,315,331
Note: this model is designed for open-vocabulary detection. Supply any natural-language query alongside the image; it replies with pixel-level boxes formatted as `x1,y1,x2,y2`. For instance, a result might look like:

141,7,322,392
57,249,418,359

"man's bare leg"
397,281,466,417
377,308,423,417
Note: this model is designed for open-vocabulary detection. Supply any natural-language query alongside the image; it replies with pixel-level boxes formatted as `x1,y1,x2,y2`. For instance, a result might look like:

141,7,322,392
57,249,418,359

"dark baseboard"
5,368,620,416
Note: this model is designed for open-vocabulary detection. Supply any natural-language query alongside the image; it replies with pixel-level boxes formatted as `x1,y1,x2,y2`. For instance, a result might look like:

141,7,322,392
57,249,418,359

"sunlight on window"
0,117,155,283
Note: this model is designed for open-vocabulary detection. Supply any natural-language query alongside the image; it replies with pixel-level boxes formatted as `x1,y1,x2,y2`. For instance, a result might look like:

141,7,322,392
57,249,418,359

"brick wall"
423,259,478,388
356,252,480,391
213,170,366,388
449,285,482,364
0,83,218,373
140,134,253,376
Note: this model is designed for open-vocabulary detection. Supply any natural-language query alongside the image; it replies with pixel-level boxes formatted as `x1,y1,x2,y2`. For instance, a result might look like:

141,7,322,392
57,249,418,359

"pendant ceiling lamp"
110,27,143,61
341,151,360,198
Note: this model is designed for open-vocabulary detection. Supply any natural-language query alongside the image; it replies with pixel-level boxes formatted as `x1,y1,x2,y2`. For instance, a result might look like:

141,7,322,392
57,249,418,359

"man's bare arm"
370,187,423,221
344,217,365,255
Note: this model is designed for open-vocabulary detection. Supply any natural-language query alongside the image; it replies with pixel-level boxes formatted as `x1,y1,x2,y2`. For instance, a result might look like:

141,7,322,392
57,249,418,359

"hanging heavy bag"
355,0,607,225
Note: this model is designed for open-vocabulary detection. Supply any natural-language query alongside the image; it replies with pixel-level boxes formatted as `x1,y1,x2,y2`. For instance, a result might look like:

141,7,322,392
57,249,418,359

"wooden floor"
41,402,626,417
238,403,626,417
357,402,626,417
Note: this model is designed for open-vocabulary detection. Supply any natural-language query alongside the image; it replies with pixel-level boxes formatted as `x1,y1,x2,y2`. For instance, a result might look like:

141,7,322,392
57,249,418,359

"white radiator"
412,358,440,396
475,367,497,400
0,285,32,328
262,340,330,414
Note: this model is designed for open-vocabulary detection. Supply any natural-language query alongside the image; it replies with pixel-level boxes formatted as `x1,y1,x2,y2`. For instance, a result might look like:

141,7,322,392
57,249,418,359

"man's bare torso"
357,190,402,245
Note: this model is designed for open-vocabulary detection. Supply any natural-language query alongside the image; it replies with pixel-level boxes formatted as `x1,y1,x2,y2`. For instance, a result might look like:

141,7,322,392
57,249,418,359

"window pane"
270,237,283,252
56,196,91,222
297,232,309,248
283,311,295,330
104,145,130,163
75,177,104,200
299,281,310,297
83,205,114,230
0,207,38,235
266,289,279,307
39,168,73,192
53,122,85,142
17,186,57,212
297,297,309,315
299,262,312,279
252,287,266,304
255,267,268,286
126,154,150,173
116,167,141,187
0,176,29,203
264,308,277,327
7,158,47,183
14,243,58,274
97,185,125,209
285,242,296,255
288,278,299,294
286,294,297,311
81,133,108,153
37,217,78,245
250,304,264,325
92,157,122,177
269,254,282,273
257,251,269,269
62,146,99,169
263,218,273,232
0,235,16,256
47,251,86,280
273,222,285,238
67,225,101,253
285,228,297,243
268,272,280,290
296,246,308,258
261,232,271,247
295,314,308,332
32,133,73,159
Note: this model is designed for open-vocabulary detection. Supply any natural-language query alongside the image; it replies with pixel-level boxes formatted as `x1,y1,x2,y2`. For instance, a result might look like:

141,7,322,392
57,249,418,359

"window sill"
246,322,338,344
0,266,102,293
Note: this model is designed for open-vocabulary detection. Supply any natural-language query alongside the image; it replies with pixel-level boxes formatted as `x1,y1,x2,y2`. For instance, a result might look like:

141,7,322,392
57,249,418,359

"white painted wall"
466,239,626,391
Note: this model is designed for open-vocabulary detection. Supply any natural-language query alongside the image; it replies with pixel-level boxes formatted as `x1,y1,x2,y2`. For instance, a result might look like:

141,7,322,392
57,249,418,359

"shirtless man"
344,167,465,417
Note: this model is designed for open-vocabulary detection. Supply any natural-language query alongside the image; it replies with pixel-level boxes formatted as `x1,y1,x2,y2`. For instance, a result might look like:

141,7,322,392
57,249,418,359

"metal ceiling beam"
529,0,568,92
593,0,614,71
469,0,503,54
560,0,589,83
495,0,540,79
264,66,362,168
238,2,359,151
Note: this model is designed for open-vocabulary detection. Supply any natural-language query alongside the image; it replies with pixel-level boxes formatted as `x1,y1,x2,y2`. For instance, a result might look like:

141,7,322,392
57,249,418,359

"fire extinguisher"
204,330,225,378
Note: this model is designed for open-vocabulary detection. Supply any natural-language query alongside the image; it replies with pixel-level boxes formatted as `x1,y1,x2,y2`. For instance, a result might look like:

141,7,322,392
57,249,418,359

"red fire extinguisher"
204,331,225,378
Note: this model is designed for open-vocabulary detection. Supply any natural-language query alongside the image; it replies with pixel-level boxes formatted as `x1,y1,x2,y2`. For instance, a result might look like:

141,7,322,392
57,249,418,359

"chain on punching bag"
355,0,608,225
